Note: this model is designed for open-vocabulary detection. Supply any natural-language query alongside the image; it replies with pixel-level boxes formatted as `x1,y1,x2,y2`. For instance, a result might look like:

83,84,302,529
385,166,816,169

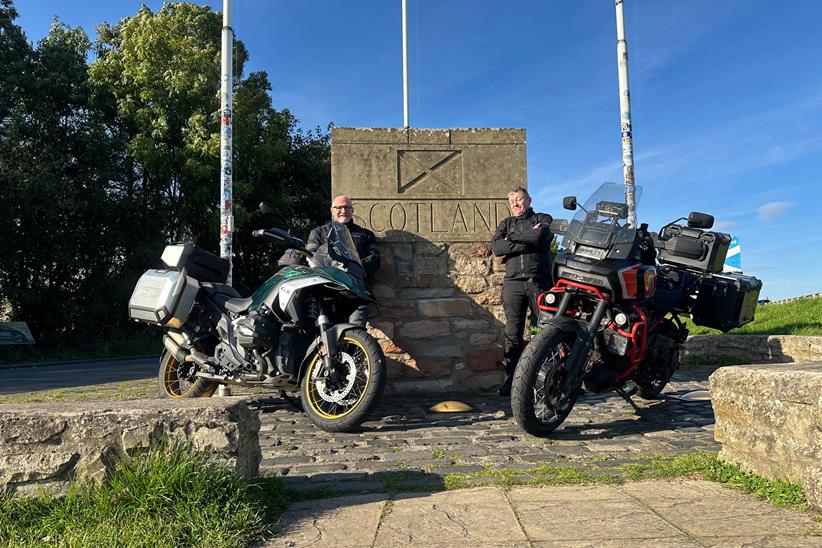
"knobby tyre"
301,328,386,432
158,350,218,399
511,326,582,436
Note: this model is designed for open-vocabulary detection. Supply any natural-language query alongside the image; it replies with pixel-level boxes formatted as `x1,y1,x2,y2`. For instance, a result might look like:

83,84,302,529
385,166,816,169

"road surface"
0,357,157,395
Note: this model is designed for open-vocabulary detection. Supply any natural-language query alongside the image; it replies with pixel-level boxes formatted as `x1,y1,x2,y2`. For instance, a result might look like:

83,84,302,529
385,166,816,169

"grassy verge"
686,297,822,336
0,379,157,405
441,452,809,510
280,452,811,514
0,449,813,546
0,442,289,547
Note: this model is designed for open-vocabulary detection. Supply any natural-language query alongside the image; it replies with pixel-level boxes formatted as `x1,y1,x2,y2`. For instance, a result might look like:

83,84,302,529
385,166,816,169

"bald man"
307,195,380,325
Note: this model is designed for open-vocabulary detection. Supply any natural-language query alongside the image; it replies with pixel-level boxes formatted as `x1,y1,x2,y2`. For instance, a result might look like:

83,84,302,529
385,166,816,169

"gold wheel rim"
304,337,371,420
163,355,197,398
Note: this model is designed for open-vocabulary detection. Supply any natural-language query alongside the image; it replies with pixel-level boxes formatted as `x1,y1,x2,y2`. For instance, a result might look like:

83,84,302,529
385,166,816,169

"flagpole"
615,0,637,227
402,0,409,128
220,0,234,283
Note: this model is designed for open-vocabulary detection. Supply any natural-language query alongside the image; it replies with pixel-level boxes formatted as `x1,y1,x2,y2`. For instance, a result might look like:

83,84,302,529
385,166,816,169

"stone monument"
332,127,526,391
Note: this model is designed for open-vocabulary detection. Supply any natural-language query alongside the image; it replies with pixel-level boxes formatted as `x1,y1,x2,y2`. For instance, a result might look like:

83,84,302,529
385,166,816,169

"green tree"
0,12,124,342
90,2,329,296
0,1,331,353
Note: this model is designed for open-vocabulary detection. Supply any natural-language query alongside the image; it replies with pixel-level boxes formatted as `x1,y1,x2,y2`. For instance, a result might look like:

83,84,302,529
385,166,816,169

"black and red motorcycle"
511,182,762,436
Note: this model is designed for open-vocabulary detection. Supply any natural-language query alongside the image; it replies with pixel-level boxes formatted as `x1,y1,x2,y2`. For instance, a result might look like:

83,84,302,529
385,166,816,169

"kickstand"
616,386,641,413
279,390,303,413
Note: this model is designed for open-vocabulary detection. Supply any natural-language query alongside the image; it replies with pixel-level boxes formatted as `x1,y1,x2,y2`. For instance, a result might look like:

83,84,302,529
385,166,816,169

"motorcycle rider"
492,187,553,396
307,195,380,326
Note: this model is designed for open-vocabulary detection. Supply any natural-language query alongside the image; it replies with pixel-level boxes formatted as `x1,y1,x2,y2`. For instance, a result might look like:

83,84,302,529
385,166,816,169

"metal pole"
615,0,637,227
402,0,409,128
220,0,234,283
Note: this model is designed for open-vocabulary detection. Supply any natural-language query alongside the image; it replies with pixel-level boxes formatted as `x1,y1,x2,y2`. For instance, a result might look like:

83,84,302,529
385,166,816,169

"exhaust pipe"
163,334,188,363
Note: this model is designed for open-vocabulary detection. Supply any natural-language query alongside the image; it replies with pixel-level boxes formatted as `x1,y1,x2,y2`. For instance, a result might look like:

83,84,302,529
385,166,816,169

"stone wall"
333,128,526,391
684,335,822,364
0,398,261,496
709,364,822,510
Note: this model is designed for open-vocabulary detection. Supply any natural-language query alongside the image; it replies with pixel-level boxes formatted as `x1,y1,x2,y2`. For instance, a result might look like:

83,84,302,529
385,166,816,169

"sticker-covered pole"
615,0,637,227
220,0,234,283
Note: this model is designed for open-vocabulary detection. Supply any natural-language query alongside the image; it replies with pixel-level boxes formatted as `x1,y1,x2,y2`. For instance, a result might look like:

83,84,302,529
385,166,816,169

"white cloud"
757,201,794,221
715,220,736,230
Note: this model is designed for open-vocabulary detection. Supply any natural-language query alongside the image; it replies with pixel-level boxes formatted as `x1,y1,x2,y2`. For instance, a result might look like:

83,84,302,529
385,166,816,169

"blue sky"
15,1,822,300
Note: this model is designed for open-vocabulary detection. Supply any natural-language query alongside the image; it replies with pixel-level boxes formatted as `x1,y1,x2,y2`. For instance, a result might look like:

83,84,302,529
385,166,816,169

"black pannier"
657,225,731,273
691,273,762,332
161,243,230,283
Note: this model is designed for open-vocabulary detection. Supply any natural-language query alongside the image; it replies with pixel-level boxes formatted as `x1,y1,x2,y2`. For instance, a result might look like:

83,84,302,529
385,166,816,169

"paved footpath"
252,367,821,546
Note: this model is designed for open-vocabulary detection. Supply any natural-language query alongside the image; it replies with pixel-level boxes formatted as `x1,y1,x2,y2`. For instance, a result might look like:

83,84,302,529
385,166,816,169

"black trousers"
502,278,546,376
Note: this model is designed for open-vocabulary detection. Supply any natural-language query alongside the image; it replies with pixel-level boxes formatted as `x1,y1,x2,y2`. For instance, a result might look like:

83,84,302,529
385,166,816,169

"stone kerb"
684,334,822,364
0,398,261,497
333,128,524,391
709,363,822,510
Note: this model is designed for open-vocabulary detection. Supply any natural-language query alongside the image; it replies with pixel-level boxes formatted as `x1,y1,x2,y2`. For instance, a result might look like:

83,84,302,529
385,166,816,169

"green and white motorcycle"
128,204,386,432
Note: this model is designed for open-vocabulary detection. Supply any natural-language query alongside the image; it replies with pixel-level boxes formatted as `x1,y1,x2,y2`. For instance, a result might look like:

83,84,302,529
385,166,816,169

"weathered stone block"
0,399,261,497
450,255,490,276
469,333,498,345
456,276,487,294
371,284,396,300
415,357,454,378
398,288,455,300
466,347,504,372
684,335,822,364
399,320,450,339
418,298,473,318
409,128,450,144
709,363,822,510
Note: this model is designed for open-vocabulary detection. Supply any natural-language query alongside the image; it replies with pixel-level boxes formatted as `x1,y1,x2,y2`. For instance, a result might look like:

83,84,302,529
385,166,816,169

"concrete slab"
508,484,688,542
265,493,388,547
374,487,527,546
619,479,820,539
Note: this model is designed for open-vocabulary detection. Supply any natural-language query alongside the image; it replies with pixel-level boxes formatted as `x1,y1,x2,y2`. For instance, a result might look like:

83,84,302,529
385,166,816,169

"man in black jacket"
491,187,553,396
307,195,380,326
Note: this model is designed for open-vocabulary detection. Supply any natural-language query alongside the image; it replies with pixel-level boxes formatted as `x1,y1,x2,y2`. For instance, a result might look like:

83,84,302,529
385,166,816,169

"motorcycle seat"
224,297,253,314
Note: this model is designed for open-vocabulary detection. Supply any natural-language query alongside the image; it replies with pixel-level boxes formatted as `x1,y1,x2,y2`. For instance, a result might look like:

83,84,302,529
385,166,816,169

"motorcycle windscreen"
310,222,366,287
563,182,642,256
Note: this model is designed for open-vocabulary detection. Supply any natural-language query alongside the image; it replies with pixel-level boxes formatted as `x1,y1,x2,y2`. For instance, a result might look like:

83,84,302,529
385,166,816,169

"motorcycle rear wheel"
158,351,218,399
301,328,386,432
511,326,581,436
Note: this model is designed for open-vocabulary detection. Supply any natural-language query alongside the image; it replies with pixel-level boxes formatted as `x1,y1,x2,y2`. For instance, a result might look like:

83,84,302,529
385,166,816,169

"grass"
686,297,822,336
0,379,157,405
0,442,289,547
2,448,811,546
442,453,810,511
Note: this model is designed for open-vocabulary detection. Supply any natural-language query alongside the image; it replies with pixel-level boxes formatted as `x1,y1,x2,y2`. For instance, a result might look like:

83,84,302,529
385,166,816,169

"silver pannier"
128,269,199,327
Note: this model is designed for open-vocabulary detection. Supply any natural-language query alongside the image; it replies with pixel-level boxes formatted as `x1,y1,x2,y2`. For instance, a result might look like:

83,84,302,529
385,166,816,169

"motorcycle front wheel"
511,326,582,436
157,351,218,399
301,328,386,432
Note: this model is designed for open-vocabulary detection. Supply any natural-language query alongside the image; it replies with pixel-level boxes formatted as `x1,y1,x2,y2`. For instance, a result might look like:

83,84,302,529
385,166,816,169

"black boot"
498,375,513,397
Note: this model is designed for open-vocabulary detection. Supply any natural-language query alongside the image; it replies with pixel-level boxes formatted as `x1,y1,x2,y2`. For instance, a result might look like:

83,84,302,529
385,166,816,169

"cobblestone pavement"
252,367,719,494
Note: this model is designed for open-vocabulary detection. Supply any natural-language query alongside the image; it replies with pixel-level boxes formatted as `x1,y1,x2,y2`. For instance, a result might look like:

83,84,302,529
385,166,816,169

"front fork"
556,293,609,392
316,307,340,383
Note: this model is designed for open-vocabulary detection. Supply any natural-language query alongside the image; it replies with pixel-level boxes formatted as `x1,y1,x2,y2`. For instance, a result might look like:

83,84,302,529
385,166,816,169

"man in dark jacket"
491,187,553,396
307,195,380,326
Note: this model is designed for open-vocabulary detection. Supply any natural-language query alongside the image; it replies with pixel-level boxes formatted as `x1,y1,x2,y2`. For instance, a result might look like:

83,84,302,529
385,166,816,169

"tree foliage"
0,1,330,350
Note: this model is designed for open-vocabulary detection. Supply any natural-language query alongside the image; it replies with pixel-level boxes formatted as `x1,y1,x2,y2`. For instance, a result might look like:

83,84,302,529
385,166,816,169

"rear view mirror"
687,212,714,229
563,196,577,211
